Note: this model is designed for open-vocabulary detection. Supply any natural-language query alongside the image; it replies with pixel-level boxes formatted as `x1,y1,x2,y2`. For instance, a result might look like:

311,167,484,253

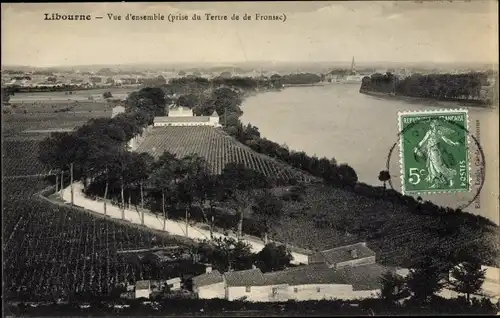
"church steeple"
350,56,356,74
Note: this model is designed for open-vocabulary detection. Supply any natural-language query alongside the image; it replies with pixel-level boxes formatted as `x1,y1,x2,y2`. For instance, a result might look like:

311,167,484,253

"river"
241,84,499,224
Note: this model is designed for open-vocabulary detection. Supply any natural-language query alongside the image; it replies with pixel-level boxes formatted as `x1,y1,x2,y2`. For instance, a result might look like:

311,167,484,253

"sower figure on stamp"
414,120,460,189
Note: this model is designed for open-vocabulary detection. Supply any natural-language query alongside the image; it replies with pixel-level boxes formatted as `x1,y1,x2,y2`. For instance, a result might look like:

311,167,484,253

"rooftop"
263,264,347,286
192,270,223,288
317,242,376,265
224,268,268,287
154,116,210,123
336,263,389,291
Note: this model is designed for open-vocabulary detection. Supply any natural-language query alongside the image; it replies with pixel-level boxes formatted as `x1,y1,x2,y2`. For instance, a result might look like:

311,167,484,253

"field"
3,139,51,176
136,127,318,183
3,111,111,136
9,87,135,103
2,112,203,301
272,183,500,268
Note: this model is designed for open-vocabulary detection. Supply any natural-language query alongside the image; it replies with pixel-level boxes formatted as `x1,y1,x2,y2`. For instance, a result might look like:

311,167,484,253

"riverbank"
359,89,493,108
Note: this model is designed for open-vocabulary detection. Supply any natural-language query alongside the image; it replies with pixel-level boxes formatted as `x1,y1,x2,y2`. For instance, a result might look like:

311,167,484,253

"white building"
168,106,194,117
135,280,152,299
192,266,225,299
191,262,387,302
166,277,182,291
153,107,221,127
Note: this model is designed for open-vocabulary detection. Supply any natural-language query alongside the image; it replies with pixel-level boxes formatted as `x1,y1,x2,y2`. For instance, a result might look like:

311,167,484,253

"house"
308,242,376,269
192,266,225,299
135,280,152,299
153,107,221,127
166,277,182,291
222,263,386,303
224,267,274,302
168,106,194,117
263,264,352,301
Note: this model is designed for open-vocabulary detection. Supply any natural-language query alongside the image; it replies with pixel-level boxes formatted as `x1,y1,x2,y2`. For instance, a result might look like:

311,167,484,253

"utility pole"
162,191,166,231
60,170,64,199
70,163,74,207
185,207,189,237
55,173,59,194
120,175,125,220
140,182,144,226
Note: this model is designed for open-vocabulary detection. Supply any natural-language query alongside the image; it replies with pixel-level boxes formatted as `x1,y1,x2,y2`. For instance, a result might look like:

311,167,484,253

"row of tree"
155,75,495,230
360,72,490,103
38,85,288,243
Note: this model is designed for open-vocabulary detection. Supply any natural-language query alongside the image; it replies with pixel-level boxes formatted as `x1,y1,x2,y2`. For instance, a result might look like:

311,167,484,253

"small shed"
135,280,152,299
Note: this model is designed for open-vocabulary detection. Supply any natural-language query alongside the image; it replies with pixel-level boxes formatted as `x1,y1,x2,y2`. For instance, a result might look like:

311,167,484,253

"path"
59,182,310,264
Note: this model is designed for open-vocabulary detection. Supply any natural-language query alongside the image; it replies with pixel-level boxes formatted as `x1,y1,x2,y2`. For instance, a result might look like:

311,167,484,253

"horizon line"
2,60,498,70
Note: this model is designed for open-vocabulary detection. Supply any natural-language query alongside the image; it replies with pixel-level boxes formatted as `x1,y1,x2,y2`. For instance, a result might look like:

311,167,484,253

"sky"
1,1,498,67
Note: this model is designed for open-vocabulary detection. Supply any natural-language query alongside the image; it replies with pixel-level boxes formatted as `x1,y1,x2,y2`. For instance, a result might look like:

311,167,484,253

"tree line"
37,85,291,244
37,75,496,255
381,246,491,306
360,72,491,104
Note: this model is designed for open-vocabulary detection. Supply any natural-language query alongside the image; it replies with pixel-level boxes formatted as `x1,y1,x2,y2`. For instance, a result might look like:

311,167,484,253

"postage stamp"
398,109,470,195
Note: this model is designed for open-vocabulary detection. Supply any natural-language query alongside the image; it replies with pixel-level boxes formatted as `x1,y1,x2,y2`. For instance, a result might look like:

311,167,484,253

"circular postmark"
384,114,485,210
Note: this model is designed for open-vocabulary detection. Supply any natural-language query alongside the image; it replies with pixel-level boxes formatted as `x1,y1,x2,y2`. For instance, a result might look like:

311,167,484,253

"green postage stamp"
398,109,470,194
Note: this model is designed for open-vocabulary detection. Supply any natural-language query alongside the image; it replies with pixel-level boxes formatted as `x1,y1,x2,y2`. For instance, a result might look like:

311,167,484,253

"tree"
449,252,486,303
209,237,254,272
378,170,391,190
1,87,12,104
125,87,166,116
380,271,409,305
149,151,180,230
252,191,284,244
406,255,446,304
256,243,292,272
103,91,113,99
225,189,257,241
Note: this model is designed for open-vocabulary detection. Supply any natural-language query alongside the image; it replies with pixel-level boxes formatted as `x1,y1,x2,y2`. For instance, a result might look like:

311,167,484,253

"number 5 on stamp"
398,109,470,194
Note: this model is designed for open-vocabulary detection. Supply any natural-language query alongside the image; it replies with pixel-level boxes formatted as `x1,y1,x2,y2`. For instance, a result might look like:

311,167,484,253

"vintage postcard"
2,1,499,316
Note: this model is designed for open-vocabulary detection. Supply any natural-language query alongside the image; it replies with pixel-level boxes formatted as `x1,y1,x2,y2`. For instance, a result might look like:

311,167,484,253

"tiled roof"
154,116,210,123
224,268,268,287
263,264,348,286
319,242,376,265
192,270,223,288
336,263,391,291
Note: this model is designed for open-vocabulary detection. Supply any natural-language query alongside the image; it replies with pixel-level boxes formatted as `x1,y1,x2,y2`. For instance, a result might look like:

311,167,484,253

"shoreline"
359,89,493,108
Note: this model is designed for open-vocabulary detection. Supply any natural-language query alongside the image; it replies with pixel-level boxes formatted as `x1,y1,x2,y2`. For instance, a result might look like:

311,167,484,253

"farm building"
191,262,389,302
135,280,152,299
153,107,221,127
166,277,182,291
308,242,376,269
190,243,391,303
192,266,225,299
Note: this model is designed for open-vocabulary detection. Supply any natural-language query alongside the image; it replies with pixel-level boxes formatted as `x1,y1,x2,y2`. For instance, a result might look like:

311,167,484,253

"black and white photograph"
2,1,499,316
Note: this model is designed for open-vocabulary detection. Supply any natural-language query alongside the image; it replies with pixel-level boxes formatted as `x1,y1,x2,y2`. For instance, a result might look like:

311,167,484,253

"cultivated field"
135,127,317,183
274,183,500,268
9,87,135,103
6,101,113,114
3,111,111,137
2,178,197,301
3,139,50,176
